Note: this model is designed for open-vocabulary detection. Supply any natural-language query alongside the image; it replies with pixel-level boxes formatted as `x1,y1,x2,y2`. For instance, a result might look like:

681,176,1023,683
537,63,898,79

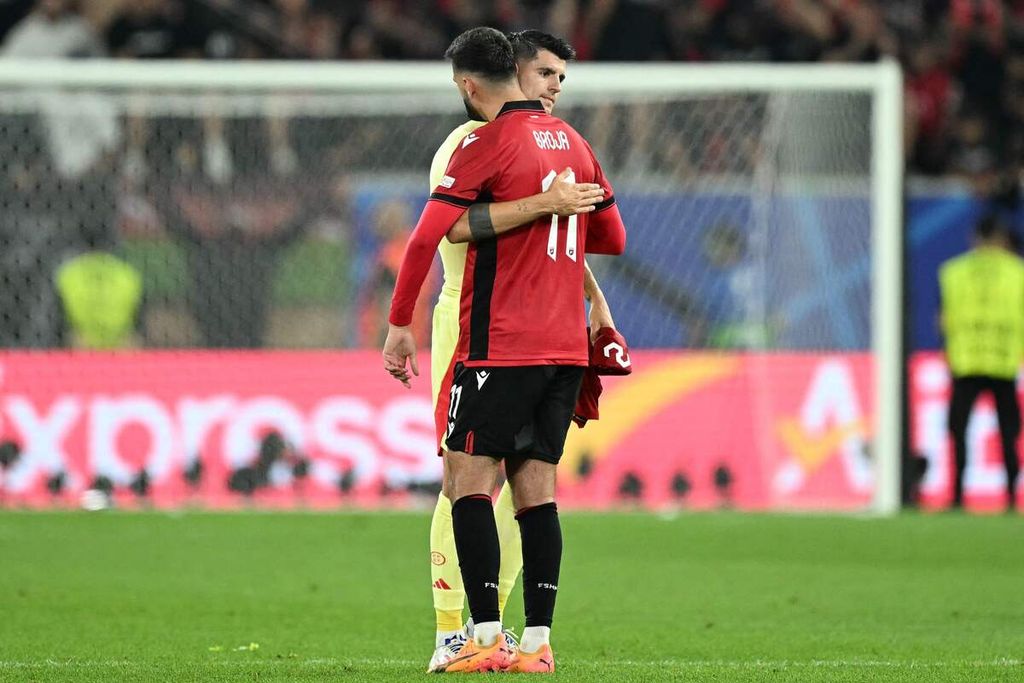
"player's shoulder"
434,120,489,158
449,120,487,143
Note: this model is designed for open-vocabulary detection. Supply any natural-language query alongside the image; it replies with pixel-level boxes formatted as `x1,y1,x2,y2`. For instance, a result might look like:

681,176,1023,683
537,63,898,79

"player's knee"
509,478,552,508
508,470,556,510
447,450,499,499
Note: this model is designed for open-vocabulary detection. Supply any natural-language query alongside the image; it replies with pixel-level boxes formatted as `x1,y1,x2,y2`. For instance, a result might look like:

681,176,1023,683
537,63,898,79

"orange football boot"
505,643,555,673
433,636,513,673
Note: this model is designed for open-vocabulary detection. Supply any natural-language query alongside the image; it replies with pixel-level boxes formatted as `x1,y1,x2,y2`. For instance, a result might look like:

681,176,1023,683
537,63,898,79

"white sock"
473,620,502,647
436,629,463,648
520,626,550,654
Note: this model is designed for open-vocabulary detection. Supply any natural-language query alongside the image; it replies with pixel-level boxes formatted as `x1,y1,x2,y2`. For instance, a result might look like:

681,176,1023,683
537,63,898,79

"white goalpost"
0,59,902,513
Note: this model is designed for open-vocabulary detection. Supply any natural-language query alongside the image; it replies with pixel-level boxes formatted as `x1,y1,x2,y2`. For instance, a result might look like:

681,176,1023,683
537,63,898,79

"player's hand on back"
546,167,604,217
382,324,420,389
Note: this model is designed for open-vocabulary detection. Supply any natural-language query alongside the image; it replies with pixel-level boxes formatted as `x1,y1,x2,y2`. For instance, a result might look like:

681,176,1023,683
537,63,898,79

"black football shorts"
443,362,585,464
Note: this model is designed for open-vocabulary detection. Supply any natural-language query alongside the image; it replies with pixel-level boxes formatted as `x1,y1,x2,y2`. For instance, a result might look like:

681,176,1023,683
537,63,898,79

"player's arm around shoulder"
579,138,626,256
445,168,605,244
584,201,627,255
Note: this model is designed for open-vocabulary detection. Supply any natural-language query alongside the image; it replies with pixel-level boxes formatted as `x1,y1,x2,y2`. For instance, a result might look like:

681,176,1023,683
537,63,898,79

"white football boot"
427,631,467,673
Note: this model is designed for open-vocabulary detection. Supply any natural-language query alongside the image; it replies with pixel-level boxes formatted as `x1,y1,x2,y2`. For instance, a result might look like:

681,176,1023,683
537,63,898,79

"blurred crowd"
2,0,1024,180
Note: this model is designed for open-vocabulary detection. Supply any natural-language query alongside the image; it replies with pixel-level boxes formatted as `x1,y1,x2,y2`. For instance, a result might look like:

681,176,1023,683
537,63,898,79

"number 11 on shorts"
541,169,578,262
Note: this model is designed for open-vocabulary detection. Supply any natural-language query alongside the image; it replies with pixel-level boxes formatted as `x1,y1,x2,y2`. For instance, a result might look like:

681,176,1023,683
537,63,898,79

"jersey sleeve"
585,148,626,255
429,143,453,195
388,201,469,326
429,129,501,209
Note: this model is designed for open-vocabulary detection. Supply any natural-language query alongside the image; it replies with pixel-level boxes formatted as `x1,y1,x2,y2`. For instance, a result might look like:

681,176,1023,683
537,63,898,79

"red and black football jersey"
429,100,626,367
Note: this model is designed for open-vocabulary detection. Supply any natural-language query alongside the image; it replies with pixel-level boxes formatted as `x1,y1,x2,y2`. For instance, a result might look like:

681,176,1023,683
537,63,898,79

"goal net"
0,61,901,513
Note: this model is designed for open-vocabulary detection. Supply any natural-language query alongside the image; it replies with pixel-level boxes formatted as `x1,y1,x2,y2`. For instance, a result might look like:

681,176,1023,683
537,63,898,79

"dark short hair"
975,214,1009,240
444,27,516,83
507,30,576,62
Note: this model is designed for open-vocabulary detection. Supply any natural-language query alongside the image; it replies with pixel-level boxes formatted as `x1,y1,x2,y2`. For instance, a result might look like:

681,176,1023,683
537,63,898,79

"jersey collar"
496,100,546,118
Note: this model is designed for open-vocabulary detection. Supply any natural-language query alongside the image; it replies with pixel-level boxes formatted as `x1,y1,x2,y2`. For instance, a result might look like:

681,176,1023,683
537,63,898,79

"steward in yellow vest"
55,250,142,350
939,216,1024,511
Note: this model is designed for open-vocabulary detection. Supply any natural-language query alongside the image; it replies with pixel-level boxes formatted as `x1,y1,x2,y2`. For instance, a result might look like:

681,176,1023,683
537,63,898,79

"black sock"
452,494,501,625
516,502,561,628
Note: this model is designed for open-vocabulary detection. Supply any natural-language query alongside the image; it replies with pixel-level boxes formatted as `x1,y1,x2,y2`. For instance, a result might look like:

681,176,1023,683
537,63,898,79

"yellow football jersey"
429,120,486,305
429,121,486,415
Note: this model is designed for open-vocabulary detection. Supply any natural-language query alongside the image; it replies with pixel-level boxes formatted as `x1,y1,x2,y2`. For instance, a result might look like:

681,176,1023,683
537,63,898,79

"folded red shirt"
572,366,602,428
590,327,633,376
572,327,632,428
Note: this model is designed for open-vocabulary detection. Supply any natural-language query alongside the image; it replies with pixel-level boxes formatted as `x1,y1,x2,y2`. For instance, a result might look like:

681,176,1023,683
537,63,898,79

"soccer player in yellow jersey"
425,30,616,672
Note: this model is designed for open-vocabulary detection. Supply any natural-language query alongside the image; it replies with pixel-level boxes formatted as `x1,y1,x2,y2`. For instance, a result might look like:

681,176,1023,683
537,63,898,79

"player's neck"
479,85,529,122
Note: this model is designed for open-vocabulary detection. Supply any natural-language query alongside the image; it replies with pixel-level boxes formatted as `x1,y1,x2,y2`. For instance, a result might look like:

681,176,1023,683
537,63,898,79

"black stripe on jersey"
593,196,617,213
468,238,498,361
430,192,474,208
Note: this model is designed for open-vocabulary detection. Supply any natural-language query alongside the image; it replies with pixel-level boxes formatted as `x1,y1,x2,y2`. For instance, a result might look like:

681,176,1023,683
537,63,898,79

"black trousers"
947,376,1021,507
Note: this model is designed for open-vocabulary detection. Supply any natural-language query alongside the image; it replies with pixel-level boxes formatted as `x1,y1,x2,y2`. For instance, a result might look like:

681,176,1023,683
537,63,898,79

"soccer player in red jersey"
423,30,614,674
383,27,626,672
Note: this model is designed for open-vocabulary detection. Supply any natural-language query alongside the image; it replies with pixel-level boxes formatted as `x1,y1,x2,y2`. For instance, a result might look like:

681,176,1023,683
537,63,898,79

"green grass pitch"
1,510,1021,681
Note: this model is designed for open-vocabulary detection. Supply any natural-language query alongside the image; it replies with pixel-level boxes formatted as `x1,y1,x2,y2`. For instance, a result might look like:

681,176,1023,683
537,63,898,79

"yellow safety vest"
55,252,143,350
940,246,1024,379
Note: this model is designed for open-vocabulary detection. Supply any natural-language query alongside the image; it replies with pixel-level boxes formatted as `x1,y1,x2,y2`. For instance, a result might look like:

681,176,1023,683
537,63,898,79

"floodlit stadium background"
3,4,1024,682
0,1,1022,514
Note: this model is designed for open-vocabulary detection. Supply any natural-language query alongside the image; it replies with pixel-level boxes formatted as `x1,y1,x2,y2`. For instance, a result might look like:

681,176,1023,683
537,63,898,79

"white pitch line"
0,658,1021,669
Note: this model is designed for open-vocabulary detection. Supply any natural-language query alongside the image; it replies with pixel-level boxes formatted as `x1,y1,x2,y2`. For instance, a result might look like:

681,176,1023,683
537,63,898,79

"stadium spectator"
0,0,34,44
951,0,1007,121
587,0,673,61
104,0,188,60
351,0,446,59
820,0,895,63
940,215,1024,512
272,0,340,59
947,107,1001,192
154,114,313,348
0,0,103,58
686,0,777,62
905,39,955,174
435,0,508,47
